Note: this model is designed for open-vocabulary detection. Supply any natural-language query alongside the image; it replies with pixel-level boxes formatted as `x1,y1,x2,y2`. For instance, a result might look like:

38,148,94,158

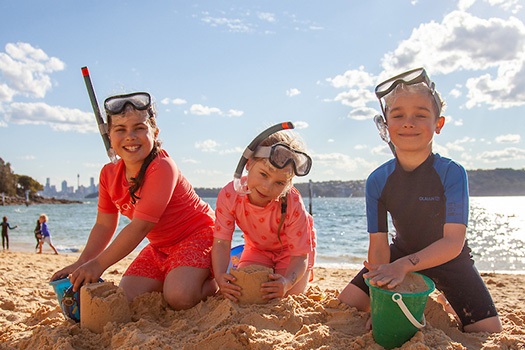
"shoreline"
6,242,525,276
1,251,525,349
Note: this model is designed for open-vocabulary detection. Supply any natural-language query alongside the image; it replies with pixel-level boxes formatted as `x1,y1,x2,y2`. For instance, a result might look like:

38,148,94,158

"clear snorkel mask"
373,67,442,155
233,122,296,195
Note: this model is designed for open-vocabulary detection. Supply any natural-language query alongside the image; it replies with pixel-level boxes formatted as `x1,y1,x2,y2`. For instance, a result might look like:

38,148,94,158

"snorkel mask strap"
233,121,295,194
373,115,396,155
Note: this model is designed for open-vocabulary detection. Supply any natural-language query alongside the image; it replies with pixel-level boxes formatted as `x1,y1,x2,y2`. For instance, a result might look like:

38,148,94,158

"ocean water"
2,196,524,273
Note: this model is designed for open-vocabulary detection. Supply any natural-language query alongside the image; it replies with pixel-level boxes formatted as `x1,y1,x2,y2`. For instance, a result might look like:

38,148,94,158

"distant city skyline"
40,176,98,199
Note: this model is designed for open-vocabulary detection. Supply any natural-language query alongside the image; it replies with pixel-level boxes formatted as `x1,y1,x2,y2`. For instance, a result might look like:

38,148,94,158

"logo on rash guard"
419,196,440,201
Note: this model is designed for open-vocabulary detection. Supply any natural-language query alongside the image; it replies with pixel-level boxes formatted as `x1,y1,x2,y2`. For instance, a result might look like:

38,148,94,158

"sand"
1,251,524,349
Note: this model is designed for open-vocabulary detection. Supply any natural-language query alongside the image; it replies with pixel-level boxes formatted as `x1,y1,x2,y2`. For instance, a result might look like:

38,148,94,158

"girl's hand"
50,261,82,282
261,274,290,299
69,260,104,292
216,272,242,302
363,261,407,289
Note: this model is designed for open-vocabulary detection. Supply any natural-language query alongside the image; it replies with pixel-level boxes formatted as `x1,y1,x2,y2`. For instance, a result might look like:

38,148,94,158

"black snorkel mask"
233,122,295,194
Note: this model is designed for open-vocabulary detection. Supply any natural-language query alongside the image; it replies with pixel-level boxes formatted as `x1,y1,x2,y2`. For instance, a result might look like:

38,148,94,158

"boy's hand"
216,272,242,302
261,274,290,299
363,261,407,289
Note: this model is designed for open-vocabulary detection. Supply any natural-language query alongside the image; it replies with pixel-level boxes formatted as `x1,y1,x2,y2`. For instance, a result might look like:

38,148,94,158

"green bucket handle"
392,293,426,329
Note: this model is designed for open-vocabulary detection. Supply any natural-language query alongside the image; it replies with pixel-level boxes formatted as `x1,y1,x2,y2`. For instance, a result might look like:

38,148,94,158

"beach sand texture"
1,252,524,349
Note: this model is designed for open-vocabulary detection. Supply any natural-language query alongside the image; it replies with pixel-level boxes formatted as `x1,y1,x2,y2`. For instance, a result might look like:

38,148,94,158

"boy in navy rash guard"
338,68,502,333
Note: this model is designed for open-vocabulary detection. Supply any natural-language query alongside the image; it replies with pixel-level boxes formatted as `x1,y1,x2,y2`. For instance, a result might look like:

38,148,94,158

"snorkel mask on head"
233,122,295,194
373,67,442,155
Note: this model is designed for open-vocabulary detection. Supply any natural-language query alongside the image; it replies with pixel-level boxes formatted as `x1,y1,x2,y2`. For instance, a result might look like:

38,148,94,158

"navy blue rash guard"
350,153,499,326
366,153,471,260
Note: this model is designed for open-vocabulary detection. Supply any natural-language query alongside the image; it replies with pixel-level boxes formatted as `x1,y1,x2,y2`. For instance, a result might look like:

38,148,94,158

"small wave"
56,246,81,253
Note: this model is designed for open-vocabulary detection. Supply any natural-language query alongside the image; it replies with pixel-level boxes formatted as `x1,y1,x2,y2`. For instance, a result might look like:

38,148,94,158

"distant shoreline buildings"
40,176,98,199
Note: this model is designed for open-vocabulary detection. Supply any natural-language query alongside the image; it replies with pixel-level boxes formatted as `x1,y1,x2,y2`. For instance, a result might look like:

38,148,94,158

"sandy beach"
1,251,524,349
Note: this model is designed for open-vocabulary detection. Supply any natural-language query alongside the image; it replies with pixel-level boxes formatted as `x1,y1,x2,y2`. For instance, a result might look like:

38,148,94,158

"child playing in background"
51,92,217,310
1,216,17,250
338,67,502,333
212,125,316,302
38,214,59,255
34,219,42,251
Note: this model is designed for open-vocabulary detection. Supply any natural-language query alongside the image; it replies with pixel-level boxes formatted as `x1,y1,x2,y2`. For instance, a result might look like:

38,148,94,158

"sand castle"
230,265,274,304
80,281,131,333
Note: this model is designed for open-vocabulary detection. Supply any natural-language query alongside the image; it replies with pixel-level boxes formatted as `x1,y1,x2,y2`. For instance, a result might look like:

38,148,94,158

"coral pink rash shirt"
214,181,316,257
98,150,215,248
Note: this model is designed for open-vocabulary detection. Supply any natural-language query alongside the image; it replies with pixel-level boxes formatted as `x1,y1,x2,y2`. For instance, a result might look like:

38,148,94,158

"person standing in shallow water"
38,214,59,255
1,216,18,250
51,91,217,311
338,67,502,333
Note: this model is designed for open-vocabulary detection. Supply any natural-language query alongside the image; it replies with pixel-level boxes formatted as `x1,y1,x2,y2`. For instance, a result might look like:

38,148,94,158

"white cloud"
257,12,276,23
7,102,97,133
313,152,375,172
195,139,219,152
479,147,525,162
190,104,222,116
286,88,301,97
181,158,200,164
219,146,244,155
495,134,521,143
226,109,243,117
161,97,187,105
327,66,375,89
0,42,65,100
347,106,378,121
379,11,525,110
293,120,309,129
200,14,252,33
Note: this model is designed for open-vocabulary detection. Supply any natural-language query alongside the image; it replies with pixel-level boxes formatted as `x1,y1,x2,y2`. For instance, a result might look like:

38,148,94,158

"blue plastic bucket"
49,277,103,322
228,244,244,272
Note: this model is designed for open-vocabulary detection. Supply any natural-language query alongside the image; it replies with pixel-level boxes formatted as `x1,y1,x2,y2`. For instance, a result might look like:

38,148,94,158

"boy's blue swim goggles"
375,67,442,115
104,92,151,115
254,143,312,177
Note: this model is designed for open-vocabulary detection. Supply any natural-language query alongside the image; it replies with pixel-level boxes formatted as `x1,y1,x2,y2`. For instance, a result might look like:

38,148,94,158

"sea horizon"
2,196,524,274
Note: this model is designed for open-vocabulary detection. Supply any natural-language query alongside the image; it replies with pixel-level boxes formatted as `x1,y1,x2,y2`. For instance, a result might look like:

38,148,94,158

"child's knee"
164,288,199,310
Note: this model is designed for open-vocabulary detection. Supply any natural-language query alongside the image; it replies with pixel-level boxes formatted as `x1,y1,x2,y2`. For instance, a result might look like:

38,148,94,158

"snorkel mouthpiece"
233,122,295,194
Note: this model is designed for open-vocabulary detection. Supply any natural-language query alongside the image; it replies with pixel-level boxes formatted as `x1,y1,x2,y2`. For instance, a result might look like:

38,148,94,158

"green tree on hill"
0,157,43,197
0,158,17,196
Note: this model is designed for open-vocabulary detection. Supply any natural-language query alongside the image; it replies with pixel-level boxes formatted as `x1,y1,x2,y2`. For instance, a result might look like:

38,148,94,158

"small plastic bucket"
365,273,435,349
228,244,244,272
49,277,72,306
49,277,103,322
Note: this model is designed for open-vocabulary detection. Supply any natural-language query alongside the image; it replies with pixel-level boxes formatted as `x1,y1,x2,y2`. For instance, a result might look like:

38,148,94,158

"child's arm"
51,211,118,282
261,254,308,299
69,217,155,292
367,232,390,264
365,223,466,289
212,238,242,302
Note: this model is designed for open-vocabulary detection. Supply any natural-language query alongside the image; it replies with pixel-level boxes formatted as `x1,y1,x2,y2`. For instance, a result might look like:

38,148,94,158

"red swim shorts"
123,226,213,281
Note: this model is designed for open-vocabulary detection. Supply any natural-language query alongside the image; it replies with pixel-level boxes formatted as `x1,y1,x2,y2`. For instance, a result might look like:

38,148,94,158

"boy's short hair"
384,82,445,117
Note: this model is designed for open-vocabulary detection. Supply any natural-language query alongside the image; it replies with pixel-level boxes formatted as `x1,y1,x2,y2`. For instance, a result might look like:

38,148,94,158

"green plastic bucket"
366,273,435,349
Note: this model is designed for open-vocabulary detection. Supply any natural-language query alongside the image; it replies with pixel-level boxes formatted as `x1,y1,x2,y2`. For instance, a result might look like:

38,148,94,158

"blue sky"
1,0,524,190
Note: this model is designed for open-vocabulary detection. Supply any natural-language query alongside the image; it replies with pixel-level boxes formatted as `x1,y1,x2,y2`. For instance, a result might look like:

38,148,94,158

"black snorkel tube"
233,121,294,194
373,114,396,155
81,66,118,164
